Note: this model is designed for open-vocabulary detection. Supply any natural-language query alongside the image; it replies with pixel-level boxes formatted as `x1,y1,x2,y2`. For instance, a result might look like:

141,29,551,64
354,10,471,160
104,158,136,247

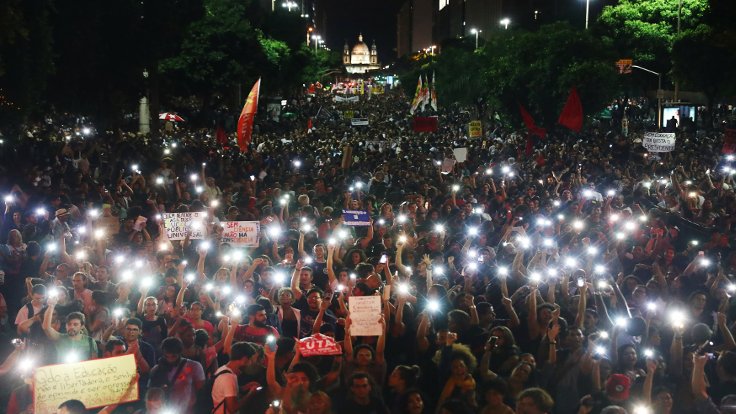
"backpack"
149,359,187,400
193,368,234,414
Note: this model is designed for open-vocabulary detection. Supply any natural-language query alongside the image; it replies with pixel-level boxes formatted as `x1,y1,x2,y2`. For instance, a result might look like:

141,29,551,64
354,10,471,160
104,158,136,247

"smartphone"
489,336,498,348
380,254,387,264
577,277,585,288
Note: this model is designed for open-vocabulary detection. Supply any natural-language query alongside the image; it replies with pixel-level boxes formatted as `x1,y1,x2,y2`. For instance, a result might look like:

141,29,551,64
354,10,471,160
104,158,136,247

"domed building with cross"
343,34,380,74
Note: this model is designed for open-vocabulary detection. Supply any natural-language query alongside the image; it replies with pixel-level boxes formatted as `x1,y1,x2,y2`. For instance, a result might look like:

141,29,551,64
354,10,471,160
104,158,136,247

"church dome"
351,34,370,56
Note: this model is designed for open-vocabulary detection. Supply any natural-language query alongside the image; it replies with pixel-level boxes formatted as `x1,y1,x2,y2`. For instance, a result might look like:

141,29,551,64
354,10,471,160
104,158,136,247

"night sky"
320,0,403,63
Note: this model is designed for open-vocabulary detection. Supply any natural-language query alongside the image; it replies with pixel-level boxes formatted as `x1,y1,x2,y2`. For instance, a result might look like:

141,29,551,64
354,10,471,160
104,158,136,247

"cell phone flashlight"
380,254,387,264
577,277,585,288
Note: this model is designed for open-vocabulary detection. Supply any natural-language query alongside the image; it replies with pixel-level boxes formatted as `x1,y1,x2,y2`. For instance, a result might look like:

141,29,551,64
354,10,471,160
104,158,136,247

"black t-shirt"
310,260,329,290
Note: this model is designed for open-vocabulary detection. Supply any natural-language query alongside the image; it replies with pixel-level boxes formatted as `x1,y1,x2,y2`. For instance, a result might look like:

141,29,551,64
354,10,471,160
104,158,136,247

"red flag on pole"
558,87,583,132
518,104,546,138
237,78,261,153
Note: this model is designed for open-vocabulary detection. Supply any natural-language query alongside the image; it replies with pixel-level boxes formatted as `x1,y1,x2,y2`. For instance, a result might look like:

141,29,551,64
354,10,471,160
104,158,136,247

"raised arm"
42,298,61,341
344,316,353,362
291,259,305,300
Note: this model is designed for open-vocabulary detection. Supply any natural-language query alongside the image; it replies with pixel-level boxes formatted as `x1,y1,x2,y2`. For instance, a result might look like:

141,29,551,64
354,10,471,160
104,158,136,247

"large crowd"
0,88,735,414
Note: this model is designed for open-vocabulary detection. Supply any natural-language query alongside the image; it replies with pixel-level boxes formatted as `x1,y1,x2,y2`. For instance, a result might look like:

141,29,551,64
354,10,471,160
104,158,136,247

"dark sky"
320,0,403,63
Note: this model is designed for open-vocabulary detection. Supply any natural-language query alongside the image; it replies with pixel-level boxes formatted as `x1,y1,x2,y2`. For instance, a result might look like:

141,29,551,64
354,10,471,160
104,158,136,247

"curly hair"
432,343,478,372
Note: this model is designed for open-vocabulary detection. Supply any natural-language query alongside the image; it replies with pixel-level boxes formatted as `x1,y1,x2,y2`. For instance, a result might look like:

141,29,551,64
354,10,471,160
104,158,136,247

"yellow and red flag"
237,78,261,153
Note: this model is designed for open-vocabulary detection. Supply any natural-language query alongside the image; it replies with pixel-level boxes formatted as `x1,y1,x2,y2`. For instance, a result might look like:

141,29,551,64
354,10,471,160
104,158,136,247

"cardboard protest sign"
342,210,370,226
453,147,468,163
348,296,383,336
220,221,260,247
298,334,343,357
34,355,138,413
468,121,482,138
642,132,676,152
162,212,207,240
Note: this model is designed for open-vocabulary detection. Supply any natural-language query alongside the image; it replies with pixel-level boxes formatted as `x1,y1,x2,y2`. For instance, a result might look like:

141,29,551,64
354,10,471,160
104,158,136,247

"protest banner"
412,116,439,132
348,296,383,336
298,334,343,357
34,355,138,413
220,221,260,246
453,147,468,163
162,212,207,240
642,132,676,152
351,118,369,126
723,129,736,154
468,120,482,138
342,210,370,226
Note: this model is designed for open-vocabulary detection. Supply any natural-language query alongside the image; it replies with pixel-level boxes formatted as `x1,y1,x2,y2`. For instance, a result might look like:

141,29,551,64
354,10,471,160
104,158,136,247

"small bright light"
210,200,219,208
727,283,736,293
554,201,561,207
88,209,99,218
64,351,81,364
646,302,657,311
638,215,648,222
196,186,204,194
349,273,357,280
120,270,132,281
186,273,195,282
727,155,735,161
293,160,302,168
48,287,59,298
700,257,711,267
75,250,87,261
434,265,444,275
594,345,606,355
615,232,626,240
468,249,477,258
301,223,312,233
398,283,410,294
485,168,493,175
77,226,87,235
266,334,275,343
615,316,628,328
501,166,510,174
643,348,654,358
599,331,609,339
556,213,564,220
141,277,154,289
18,357,34,373
498,267,509,277
235,295,246,304
131,164,139,171
587,246,598,256
46,243,57,253
397,214,407,224
529,272,542,283
643,181,652,189
451,184,460,192
434,224,445,233
378,218,386,225
163,148,171,155
594,264,606,274
232,251,242,262
337,284,345,291
606,189,616,197
113,308,124,318
582,189,593,198
427,299,440,313
267,226,282,238
669,309,686,328
467,262,478,271
222,286,232,296
93,228,105,240
327,237,337,245
156,177,164,185
82,127,91,136
304,256,314,265
633,405,652,414
200,241,211,251
572,220,584,231
547,268,557,277
215,311,223,318
338,229,349,239
564,257,577,268
222,255,231,263
609,214,620,223
468,227,479,236
543,238,553,247
355,182,363,189
273,272,286,285
205,282,214,292
398,235,408,243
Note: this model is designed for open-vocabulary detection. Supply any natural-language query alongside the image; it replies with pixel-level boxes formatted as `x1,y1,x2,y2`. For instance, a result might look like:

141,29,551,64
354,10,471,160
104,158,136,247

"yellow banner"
468,120,482,138
34,354,139,413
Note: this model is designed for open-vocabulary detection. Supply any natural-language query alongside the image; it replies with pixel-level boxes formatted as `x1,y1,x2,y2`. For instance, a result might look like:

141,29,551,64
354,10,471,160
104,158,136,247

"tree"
482,23,619,127
672,25,736,127
597,0,709,71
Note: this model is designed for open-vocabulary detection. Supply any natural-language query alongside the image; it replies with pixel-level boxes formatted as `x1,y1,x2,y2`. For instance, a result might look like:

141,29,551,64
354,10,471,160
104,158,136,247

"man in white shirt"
212,341,260,414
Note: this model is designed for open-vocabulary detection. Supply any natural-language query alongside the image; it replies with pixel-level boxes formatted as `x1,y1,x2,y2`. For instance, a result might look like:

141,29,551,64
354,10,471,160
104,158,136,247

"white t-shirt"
15,302,43,325
211,366,238,414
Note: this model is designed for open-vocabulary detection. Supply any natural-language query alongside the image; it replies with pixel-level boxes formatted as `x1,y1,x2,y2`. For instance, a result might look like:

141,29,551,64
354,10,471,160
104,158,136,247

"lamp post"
313,35,321,52
282,1,297,11
632,65,663,129
585,0,591,29
470,28,481,50
500,18,510,30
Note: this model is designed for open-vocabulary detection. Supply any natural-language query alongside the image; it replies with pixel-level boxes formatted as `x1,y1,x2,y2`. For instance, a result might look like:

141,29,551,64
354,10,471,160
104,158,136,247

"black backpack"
194,368,234,414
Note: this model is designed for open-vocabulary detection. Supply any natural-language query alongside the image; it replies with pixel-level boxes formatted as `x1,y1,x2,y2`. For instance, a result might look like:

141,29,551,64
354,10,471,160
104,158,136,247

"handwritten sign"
342,210,370,226
220,221,260,247
468,120,482,138
642,132,676,152
34,354,138,413
162,212,207,240
298,333,343,357
348,296,383,336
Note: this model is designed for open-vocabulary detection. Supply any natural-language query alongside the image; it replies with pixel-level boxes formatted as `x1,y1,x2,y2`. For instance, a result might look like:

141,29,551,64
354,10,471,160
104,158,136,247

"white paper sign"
348,296,383,336
453,147,468,163
441,158,455,174
642,132,676,152
162,212,207,240
220,221,260,247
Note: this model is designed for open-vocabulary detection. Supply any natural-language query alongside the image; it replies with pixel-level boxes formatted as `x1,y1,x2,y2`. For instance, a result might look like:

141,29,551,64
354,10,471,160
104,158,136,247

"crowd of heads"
0,88,735,414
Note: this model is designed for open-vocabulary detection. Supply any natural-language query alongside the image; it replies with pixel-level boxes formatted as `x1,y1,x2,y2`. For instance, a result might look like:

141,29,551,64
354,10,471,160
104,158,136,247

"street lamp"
313,35,321,52
500,18,510,30
584,0,592,29
470,28,481,49
632,65,663,129
281,1,297,11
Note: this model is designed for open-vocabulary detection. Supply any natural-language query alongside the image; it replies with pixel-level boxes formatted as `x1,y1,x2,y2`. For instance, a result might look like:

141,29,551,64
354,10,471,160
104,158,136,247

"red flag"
519,104,546,138
237,78,261,153
558,87,583,132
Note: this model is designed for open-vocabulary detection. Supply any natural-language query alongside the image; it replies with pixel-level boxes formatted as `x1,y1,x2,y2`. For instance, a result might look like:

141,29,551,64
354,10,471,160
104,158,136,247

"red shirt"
233,324,279,345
